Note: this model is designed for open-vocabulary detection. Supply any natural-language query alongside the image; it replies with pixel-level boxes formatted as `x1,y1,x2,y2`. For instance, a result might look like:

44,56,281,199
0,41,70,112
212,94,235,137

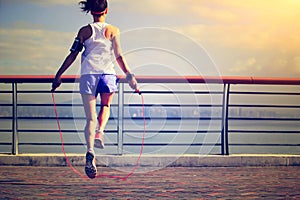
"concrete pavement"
0,166,299,199
0,154,300,199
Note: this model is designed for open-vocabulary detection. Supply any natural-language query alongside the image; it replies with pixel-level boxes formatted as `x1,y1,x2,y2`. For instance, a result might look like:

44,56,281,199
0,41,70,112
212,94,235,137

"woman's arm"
112,28,130,73
51,51,79,92
52,26,91,92
111,27,138,91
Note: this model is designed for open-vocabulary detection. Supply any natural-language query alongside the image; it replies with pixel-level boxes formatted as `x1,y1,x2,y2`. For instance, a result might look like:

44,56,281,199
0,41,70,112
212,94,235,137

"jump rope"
51,89,146,181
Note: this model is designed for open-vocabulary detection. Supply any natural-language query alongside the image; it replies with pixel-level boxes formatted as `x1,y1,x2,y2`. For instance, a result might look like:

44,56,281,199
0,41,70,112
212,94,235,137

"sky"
0,0,300,78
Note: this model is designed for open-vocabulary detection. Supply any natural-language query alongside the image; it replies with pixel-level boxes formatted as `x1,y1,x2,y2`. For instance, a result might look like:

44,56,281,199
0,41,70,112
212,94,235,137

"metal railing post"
12,83,18,155
224,84,230,155
117,83,124,155
221,84,226,155
221,84,230,155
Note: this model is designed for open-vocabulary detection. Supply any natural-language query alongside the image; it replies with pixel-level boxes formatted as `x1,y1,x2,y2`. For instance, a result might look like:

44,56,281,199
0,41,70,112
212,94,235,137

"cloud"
172,1,300,77
2,0,75,6
112,0,238,24
0,27,80,75
111,0,183,15
292,57,300,74
229,57,261,73
1,0,300,77
183,1,300,49
24,0,75,6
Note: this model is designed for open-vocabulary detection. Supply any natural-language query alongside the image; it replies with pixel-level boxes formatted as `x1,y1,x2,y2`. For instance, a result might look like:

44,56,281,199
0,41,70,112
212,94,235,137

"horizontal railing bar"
18,104,81,107
0,117,12,120
0,91,12,94
15,103,222,108
17,117,85,120
17,117,117,120
18,90,224,94
124,130,221,133
122,143,221,146
16,143,221,146
18,91,78,94
18,91,121,95
229,104,300,108
229,117,300,121
126,104,223,107
14,103,300,109
16,117,222,120
17,130,81,133
229,144,300,147
1,75,300,85
16,130,220,134
11,103,300,108
14,129,300,134
0,104,12,106
18,143,117,146
17,104,119,107
230,91,300,96
124,91,224,95
0,129,12,132
0,143,11,145
17,130,117,133
229,130,300,134
124,117,222,120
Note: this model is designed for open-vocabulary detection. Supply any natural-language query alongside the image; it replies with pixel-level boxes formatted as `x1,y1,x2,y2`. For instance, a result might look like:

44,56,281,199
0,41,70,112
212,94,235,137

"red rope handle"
52,92,146,181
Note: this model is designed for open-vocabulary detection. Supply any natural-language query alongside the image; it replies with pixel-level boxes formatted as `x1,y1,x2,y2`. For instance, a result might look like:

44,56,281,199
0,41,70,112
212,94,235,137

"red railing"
1,75,300,84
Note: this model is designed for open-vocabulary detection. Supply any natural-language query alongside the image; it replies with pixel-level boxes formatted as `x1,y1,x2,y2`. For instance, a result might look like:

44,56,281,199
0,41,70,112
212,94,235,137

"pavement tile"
0,166,299,199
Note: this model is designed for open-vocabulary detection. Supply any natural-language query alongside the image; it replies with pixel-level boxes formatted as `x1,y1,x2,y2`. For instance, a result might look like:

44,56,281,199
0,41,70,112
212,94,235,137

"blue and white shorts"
80,74,118,97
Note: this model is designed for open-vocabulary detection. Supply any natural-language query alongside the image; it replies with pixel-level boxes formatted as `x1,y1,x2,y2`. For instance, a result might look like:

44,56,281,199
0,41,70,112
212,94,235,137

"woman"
52,0,138,179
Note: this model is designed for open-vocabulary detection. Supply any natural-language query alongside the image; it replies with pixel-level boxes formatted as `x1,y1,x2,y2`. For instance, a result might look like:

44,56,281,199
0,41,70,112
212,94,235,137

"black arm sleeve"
70,37,83,53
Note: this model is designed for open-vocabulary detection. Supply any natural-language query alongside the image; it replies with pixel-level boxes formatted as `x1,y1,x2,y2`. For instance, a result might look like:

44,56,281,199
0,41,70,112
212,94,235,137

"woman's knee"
86,115,97,126
100,92,114,106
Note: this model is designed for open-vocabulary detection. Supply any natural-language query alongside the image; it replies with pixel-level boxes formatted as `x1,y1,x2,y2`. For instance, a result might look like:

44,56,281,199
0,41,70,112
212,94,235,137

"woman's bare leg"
97,92,114,132
81,94,97,151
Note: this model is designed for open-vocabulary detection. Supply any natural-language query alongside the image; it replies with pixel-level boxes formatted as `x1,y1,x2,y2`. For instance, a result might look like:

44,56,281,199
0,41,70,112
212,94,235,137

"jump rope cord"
52,92,146,181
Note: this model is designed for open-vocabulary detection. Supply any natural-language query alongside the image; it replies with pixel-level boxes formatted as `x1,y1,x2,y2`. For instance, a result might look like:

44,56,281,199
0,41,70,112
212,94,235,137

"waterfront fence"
0,75,300,155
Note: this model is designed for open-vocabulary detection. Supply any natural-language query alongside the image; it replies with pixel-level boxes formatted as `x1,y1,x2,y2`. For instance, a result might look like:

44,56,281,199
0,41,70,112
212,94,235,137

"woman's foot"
94,130,105,149
85,151,97,179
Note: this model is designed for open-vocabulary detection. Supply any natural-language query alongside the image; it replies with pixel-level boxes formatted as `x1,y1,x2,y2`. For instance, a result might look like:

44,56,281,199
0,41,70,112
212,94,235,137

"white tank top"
81,22,116,75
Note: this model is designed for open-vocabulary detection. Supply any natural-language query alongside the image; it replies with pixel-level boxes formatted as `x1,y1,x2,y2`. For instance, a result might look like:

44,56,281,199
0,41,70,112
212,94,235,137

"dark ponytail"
79,0,108,14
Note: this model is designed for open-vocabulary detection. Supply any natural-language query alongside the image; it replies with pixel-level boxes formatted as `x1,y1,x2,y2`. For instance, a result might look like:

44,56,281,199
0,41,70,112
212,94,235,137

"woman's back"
81,22,116,75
